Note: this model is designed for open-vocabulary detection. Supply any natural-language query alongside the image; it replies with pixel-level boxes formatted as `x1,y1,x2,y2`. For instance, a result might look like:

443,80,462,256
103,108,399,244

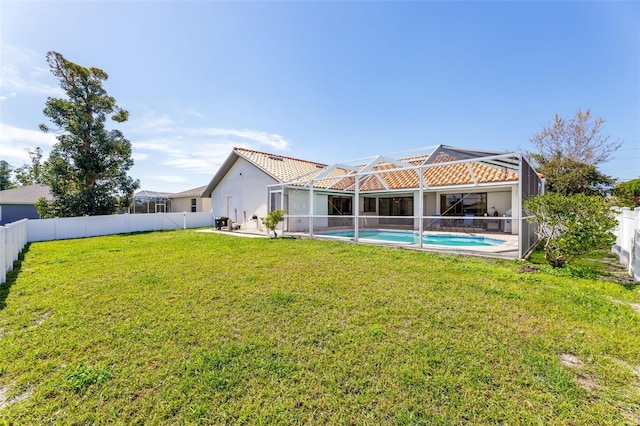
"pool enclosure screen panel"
519,156,544,257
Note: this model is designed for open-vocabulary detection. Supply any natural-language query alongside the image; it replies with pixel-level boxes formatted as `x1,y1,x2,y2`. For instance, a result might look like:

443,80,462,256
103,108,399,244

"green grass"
1,230,639,424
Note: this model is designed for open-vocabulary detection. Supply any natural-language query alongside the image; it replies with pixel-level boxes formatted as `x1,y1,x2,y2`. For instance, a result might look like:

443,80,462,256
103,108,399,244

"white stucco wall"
211,158,278,231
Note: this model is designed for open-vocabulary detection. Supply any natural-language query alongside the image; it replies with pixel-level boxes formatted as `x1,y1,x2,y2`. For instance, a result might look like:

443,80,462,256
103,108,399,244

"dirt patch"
0,385,7,407
518,264,540,274
575,374,600,391
0,385,32,409
610,299,640,315
621,407,640,425
587,256,636,285
29,311,52,329
559,353,584,368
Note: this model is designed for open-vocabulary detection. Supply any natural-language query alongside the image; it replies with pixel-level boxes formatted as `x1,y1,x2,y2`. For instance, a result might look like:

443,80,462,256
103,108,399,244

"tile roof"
212,147,519,193
293,155,518,191
234,147,328,182
0,184,52,204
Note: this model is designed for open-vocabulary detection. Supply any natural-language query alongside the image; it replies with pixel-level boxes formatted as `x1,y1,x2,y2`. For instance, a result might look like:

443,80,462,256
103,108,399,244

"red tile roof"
235,148,327,182
231,147,518,191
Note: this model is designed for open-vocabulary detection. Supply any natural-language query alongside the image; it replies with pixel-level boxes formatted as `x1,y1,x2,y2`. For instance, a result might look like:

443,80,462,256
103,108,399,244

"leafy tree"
612,178,640,208
261,209,286,238
0,160,15,190
528,109,620,196
38,52,139,218
537,155,615,196
524,193,617,268
14,147,44,186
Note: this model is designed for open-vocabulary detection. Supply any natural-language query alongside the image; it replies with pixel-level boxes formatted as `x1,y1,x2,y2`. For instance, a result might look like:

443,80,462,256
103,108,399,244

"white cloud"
148,174,189,184
0,43,62,97
132,152,150,161
189,128,292,151
0,92,17,101
124,111,175,134
130,124,294,176
0,122,56,164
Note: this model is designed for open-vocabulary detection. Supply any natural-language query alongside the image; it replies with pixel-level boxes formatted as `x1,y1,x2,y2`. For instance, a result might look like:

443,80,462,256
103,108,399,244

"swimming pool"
319,230,505,247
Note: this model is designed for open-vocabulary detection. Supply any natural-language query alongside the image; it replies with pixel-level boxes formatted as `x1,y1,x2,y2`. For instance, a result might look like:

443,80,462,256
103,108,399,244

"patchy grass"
0,230,639,424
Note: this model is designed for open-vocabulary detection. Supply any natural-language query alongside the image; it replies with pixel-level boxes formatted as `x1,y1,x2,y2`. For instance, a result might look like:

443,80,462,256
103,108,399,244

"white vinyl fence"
612,207,640,283
1,219,28,284
27,211,215,243
0,212,215,284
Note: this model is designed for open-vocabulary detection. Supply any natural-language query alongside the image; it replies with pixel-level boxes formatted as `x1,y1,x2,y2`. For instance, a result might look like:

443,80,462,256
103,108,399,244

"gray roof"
170,185,207,199
133,190,173,199
0,184,52,204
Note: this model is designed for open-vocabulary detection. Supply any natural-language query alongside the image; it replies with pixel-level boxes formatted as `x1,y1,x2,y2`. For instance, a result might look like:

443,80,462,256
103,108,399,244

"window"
191,198,197,212
440,193,487,216
363,197,376,213
379,197,413,216
328,196,353,215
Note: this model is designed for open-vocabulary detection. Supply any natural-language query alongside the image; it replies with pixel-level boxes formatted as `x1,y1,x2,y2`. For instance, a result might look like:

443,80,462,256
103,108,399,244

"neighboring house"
0,184,52,225
131,190,174,214
132,186,212,214
169,185,211,213
203,145,544,257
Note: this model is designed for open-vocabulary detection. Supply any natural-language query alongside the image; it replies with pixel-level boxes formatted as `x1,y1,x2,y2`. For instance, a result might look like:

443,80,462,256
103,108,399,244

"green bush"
260,209,286,238
524,193,617,268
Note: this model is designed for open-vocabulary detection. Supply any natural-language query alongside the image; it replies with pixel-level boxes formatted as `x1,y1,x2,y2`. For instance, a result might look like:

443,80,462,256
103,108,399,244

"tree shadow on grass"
0,243,30,311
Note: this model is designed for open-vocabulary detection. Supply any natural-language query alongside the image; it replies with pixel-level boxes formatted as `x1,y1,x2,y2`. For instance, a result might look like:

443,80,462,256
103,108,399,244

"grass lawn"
1,230,639,424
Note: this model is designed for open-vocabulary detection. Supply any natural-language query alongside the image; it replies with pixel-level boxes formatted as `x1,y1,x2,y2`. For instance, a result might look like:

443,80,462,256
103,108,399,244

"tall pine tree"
38,52,139,217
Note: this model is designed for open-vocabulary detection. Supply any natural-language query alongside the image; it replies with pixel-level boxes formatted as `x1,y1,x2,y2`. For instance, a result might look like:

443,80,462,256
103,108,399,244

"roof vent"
269,155,284,161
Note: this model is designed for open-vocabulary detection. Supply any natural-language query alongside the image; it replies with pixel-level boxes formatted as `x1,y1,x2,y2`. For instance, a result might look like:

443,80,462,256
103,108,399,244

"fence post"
6,223,14,270
0,226,5,284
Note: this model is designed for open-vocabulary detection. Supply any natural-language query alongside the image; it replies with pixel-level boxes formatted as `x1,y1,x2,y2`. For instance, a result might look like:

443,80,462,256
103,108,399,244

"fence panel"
612,208,639,283
27,212,215,243
1,219,29,284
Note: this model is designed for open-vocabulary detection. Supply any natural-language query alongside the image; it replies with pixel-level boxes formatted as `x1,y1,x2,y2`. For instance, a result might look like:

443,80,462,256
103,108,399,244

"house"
169,185,211,213
132,186,212,214
0,184,52,225
202,147,327,230
203,145,544,257
131,190,174,214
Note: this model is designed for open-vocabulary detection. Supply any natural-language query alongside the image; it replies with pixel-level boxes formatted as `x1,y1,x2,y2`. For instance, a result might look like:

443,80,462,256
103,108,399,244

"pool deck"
198,227,521,259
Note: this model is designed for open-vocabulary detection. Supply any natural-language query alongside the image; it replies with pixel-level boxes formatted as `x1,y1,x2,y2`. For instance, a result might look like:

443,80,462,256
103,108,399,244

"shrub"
524,193,617,268
260,209,286,238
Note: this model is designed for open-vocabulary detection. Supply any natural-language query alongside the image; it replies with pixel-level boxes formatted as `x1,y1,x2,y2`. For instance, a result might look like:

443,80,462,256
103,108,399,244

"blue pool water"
319,230,505,247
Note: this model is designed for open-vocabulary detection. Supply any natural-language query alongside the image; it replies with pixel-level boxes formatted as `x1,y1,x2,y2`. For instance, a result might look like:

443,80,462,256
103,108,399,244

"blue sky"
1,1,638,193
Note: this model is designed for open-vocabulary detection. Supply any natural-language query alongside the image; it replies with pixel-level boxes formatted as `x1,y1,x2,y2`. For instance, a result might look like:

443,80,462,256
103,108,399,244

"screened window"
379,197,413,216
363,197,376,213
328,196,353,215
440,193,487,216
191,198,197,212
